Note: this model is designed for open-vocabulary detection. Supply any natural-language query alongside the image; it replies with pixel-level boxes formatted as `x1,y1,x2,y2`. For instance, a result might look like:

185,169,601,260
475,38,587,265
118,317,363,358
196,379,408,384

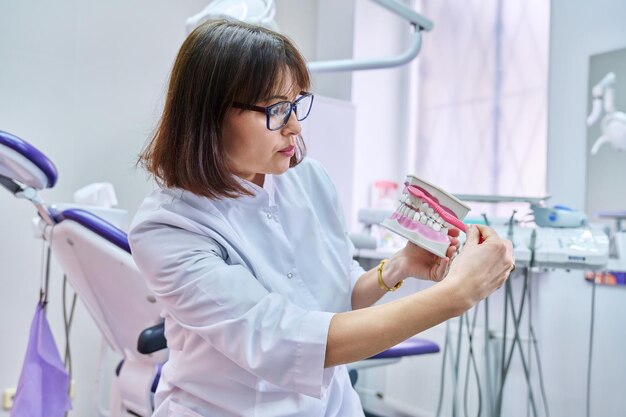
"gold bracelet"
377,259,403,292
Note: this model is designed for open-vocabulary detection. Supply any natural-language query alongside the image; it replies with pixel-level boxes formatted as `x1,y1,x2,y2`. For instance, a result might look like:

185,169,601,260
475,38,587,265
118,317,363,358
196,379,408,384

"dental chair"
0,130,440,417
0,130,165,417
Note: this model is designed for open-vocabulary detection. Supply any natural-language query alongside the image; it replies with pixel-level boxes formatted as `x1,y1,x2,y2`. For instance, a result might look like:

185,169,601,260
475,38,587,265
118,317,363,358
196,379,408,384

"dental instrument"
493,229,546,417
530,203,588,228
587,72,626,155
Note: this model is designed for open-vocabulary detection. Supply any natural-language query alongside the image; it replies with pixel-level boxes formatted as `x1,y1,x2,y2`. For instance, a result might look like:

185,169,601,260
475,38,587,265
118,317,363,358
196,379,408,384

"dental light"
185,0,433,73
587,72,626,155
185,0,278,33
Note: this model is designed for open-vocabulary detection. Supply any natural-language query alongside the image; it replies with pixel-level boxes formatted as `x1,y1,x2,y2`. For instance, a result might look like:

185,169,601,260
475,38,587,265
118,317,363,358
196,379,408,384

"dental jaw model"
381,175,471,257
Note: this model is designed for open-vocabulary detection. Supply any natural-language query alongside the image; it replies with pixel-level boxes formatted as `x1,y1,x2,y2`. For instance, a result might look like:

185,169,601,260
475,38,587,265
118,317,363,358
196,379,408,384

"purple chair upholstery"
53,208,131,253
0,130,58,188
368,337,439,359
348,337,439,389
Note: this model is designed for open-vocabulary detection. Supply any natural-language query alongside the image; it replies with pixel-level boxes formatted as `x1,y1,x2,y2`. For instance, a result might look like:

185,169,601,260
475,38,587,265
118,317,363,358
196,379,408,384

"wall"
0,2,211,415
350,0,416,230
274,0,319,61
542,1,626,416
547,1,626,209
413,0,549,215
312,0,356,102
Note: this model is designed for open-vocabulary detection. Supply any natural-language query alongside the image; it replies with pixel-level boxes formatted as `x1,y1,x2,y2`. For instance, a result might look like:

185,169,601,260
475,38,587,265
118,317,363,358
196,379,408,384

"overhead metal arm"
307,0,433,73
186,0,433,73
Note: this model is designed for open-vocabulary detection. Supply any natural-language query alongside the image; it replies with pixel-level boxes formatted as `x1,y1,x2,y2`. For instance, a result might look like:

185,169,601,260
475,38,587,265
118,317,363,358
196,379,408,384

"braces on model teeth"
381,175,471,258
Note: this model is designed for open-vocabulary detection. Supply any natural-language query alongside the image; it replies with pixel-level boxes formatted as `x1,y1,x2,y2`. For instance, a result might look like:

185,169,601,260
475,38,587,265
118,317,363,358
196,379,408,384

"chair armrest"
137,322,167,354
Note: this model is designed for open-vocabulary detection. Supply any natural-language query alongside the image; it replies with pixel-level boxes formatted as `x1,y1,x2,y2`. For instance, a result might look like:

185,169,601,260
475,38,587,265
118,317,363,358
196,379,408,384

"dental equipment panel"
455,194,607,269
536,226,609,269
381,174,471,258
478,224,608,270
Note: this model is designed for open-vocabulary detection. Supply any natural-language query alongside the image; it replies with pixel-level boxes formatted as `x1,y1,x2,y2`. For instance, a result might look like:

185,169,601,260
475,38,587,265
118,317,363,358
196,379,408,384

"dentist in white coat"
129,19,515,417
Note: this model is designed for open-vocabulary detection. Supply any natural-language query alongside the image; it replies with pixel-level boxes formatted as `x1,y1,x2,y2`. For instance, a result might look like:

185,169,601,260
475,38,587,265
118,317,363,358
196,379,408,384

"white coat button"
267,213,272,219
287,273,293,279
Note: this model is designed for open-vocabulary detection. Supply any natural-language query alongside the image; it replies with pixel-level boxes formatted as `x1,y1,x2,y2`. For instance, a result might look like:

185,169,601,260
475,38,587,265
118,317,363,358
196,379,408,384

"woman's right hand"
443,224,515,313
327,224,514,367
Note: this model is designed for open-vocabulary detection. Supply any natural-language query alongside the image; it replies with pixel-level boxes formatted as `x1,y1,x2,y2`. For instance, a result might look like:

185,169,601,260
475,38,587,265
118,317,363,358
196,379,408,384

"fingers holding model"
327,224,515,367
443,224,515,310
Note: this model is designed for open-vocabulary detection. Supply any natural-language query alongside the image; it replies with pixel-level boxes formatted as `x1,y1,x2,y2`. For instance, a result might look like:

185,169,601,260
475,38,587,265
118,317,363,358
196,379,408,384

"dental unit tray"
381,174,471,258
453,194,551,204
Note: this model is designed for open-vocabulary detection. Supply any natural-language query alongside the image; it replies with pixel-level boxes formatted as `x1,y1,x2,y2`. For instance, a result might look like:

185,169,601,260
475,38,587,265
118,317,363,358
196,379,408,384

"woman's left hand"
394,228,461,282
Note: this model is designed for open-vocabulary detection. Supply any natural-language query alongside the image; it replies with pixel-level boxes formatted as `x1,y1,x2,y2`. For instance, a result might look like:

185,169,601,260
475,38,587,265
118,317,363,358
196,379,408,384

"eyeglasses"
232,92,314,131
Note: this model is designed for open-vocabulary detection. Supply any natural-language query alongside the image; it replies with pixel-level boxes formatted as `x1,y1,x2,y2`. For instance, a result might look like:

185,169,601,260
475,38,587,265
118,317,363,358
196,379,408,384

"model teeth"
384,179,470,257
395,195,454,236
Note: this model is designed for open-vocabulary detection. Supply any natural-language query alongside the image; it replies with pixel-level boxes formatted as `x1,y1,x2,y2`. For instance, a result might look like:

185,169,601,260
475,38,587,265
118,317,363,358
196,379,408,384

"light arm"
186,0,433,73
308,0,433,73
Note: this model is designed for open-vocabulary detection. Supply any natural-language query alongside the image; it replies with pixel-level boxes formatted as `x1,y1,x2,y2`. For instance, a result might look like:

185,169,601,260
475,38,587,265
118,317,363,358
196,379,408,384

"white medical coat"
129,158,366,417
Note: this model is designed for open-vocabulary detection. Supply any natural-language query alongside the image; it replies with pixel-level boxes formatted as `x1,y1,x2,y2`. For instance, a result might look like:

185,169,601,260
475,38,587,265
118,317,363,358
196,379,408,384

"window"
414,0,550,217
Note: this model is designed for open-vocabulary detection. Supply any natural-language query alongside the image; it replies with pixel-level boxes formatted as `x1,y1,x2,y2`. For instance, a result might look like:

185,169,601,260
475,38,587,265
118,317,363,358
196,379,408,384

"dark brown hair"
139,19,310,199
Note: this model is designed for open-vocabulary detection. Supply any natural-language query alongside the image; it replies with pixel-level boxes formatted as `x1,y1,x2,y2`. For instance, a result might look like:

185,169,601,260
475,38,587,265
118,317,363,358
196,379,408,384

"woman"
129,19,514,417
